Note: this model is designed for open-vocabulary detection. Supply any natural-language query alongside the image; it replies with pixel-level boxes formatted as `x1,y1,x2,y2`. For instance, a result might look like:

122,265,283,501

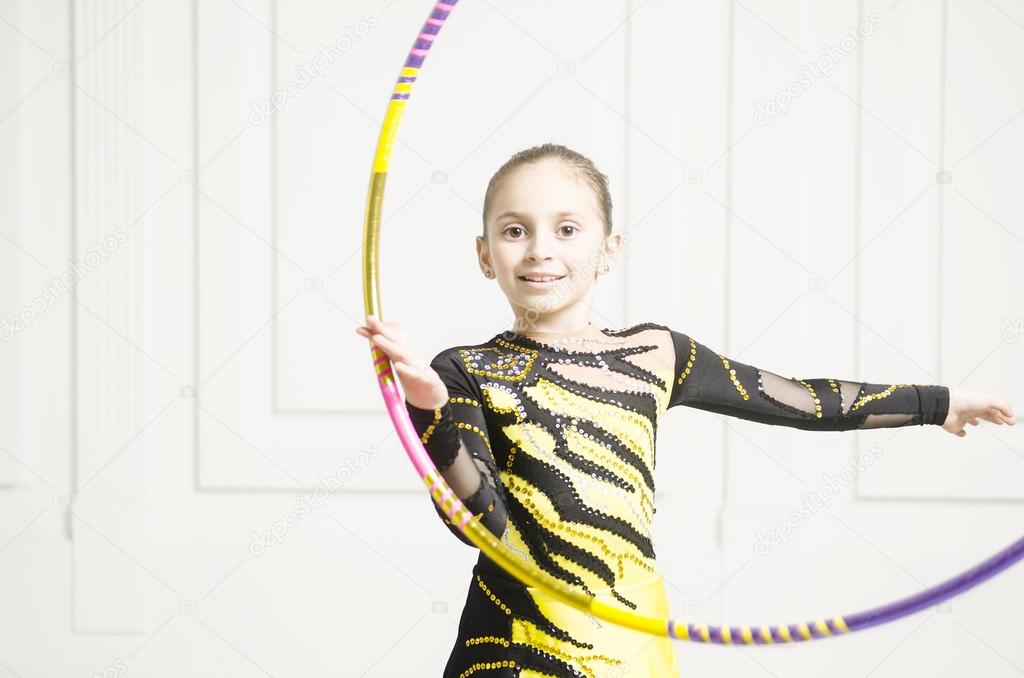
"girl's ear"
604,232,623,258
475,235,491,268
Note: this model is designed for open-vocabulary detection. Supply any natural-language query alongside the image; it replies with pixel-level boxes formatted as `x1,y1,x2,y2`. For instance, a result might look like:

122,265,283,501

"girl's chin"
514,297,570,315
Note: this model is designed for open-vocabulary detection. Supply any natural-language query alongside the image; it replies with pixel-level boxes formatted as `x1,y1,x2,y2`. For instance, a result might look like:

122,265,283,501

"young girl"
356,143,1015,677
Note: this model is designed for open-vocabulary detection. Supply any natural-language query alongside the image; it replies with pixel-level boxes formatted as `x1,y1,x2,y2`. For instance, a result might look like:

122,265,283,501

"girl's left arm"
666,328,1015,434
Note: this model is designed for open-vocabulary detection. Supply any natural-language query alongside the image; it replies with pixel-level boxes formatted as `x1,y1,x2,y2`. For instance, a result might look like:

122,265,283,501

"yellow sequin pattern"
443,327,682,675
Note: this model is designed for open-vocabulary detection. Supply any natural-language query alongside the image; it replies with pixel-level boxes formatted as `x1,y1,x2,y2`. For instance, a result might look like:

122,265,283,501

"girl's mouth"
518,275,566,288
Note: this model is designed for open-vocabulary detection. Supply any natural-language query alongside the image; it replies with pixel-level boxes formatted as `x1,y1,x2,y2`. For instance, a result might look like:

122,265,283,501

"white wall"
0,0,1021,676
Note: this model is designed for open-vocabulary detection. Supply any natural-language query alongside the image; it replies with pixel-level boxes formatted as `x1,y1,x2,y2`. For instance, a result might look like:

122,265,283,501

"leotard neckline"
496,326,634,356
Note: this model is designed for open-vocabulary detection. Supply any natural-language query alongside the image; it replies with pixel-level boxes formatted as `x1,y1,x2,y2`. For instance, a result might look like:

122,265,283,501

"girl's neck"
511,320,601,338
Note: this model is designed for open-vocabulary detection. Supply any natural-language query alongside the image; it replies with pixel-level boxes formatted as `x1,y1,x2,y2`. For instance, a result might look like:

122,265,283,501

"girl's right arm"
356,316,508,546
406,351,509,547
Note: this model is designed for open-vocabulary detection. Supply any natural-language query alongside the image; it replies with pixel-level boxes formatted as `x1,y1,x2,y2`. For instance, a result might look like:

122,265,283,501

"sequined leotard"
405,322,950,677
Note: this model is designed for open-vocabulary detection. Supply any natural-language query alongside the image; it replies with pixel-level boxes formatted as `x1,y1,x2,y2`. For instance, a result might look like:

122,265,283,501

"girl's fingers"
358,322,418,365
358,328,393,353
371,333,417,365
987,408,1012,425
362,317,409,352
367,321,394,343
980,411,1002,425
366,315,401,335
994,401,1015,421
367,332,398,354
360,323,395,348
987,407,1014,425
372,322,406,347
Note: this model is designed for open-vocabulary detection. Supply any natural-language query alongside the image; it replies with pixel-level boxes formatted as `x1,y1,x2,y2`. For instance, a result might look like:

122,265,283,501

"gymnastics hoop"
360,0,1024,644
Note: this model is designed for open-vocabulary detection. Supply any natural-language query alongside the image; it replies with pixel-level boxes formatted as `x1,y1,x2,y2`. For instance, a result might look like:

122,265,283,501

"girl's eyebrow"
494,210,523,221
495,210,587,222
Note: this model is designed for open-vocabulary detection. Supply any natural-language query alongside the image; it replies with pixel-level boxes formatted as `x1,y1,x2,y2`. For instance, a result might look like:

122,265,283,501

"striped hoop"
361,0,1024,643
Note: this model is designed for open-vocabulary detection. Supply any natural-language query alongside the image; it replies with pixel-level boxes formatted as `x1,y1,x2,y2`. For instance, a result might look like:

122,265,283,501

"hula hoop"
360,0,1024,644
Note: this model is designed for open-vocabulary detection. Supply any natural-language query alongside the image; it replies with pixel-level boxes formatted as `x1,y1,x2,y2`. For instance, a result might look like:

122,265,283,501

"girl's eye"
504,225,524,238
559,224,578,236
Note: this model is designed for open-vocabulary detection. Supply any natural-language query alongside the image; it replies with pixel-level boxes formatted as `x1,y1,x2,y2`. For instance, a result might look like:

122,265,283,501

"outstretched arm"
666,328,953,431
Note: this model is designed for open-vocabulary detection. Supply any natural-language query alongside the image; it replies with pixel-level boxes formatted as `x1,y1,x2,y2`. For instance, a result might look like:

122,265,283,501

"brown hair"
481,143,613,237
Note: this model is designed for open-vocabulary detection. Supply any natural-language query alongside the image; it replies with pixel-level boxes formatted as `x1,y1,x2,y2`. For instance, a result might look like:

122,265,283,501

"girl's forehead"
507,158,577,184
494,162,599,212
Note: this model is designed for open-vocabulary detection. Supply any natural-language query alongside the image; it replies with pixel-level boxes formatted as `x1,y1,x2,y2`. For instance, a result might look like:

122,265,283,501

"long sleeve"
666,328,950,431
405,349,509,547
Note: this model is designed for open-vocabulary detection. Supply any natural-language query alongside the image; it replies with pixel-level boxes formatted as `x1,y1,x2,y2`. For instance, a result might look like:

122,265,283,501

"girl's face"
476,158,621,324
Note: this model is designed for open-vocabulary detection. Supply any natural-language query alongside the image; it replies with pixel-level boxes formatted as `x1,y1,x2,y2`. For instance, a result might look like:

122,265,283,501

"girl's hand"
942,388,1016,438
355,315,449,410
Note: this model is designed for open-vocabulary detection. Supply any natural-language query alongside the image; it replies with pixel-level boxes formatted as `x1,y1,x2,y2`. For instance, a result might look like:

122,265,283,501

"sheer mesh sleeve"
666,329,950,431
405,349,509,547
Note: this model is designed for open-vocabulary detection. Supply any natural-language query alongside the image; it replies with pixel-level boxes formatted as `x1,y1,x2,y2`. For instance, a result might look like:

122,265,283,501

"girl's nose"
526,233,554,260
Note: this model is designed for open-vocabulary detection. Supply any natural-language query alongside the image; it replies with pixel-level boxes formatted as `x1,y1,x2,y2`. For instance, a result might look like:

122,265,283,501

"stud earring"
602,264,610,273
483,269,494,279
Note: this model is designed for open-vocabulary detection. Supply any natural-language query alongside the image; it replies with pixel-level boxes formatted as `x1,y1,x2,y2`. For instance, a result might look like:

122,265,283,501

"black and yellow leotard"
405,322,950,677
